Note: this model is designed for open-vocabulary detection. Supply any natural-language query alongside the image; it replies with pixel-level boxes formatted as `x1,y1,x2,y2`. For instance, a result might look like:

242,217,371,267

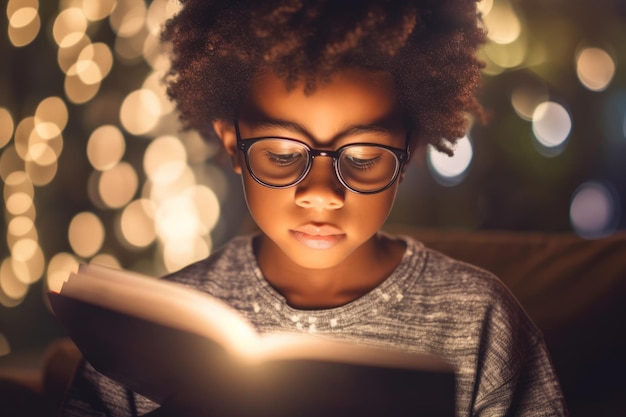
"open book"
48,263,456,417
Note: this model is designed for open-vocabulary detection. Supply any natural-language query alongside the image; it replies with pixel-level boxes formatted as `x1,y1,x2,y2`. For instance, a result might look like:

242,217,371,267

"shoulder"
402,235,514,302
401,235,540,337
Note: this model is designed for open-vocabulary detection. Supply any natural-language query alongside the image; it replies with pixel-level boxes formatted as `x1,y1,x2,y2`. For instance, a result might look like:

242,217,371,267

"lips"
290,223,345,249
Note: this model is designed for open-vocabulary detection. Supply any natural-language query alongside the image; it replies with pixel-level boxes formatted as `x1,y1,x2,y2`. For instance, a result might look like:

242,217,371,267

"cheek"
241,174,290,219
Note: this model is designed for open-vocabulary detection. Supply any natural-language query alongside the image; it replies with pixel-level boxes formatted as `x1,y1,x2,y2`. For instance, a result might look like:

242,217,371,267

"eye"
343,147,384,170
345,155,382,170
264,150,303,167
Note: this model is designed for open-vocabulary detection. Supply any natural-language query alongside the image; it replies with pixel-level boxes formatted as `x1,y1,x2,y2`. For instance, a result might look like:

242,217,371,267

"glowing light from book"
99,162,139,209
154,186,220,271
120,89,162,135
483,0,521,45
427,136,473,186
511,83,549,121
0,108,15,148
46,252,79,293
531,101,572,156
7,3,41,47
68,212,106,258
87,125,126,171
576,47,615,92
570,181,619,238
0,259,28,302
52,7,88,47
82,0,116,22
119,199,157,248
163,236,211,273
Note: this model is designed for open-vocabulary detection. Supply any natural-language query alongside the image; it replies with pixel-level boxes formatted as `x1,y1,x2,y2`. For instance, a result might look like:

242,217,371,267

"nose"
294,157,345,210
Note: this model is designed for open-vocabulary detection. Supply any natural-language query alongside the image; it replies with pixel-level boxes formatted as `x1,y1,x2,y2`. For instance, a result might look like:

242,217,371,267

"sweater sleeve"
470,284,568,417
60,359,158,417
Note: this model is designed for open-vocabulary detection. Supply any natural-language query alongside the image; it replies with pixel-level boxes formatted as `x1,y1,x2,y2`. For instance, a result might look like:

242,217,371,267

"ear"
213,120,242,174
398,135,421,183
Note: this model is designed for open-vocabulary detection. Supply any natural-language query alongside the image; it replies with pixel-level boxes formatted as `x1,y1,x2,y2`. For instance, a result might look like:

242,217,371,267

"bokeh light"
68,212,106,258
511,82,549,121
0,258,29,302
531,101,572,156
0,108,15,148
82,0,116,22
7,1,41,47
576,47,615,92
427,136,474,186
87,125,126,171
98,162,139,208
118,199,157,248
120,89,162,135
52,7,88,47
46,252,79,293
483,0,522,45
570,181,620,239
144,135,187,185
34,96,68,139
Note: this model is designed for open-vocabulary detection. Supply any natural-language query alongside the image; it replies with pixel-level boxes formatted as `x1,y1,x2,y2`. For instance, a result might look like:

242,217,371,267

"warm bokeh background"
1,0,625,365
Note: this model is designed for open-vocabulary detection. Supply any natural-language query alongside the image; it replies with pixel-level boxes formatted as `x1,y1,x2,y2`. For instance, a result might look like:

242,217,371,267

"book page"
56,264,260,358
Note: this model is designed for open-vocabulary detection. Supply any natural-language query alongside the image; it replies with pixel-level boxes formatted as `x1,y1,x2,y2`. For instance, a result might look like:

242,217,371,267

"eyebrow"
246,118,396,143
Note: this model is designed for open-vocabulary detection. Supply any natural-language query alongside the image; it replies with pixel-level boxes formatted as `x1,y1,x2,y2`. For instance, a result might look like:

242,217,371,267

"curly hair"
162,0,486,155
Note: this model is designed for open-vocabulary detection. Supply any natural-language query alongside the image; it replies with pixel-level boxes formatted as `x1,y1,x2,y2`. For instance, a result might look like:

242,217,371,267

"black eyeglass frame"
234,120,410,194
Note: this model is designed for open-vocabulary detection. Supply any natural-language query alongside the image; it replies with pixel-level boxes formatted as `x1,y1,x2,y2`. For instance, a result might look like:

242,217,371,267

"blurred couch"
1,227,625,417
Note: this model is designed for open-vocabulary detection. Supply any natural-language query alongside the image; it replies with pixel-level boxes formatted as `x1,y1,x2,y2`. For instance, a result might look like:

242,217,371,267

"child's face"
216,68,408,270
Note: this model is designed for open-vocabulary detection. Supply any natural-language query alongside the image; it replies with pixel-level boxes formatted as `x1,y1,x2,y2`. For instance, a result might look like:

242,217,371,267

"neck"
254,233,405,309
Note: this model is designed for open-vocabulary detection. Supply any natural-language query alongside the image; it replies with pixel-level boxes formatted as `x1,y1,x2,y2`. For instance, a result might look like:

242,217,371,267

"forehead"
238,68,405,143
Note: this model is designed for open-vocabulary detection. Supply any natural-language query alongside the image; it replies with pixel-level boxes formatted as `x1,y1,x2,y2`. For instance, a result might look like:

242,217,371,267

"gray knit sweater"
61,234,568,417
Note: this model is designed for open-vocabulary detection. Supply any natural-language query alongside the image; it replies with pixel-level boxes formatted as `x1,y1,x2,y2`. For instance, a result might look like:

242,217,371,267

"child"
61,0,568,416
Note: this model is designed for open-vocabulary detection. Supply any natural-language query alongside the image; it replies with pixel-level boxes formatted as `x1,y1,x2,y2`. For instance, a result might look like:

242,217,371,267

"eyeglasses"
235,121,409,194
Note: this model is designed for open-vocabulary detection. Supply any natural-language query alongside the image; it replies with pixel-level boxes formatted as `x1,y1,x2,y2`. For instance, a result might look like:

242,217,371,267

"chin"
283,247,353,270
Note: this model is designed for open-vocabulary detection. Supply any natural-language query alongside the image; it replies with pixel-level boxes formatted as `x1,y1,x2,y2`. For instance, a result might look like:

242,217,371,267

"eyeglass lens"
246,138,399,192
